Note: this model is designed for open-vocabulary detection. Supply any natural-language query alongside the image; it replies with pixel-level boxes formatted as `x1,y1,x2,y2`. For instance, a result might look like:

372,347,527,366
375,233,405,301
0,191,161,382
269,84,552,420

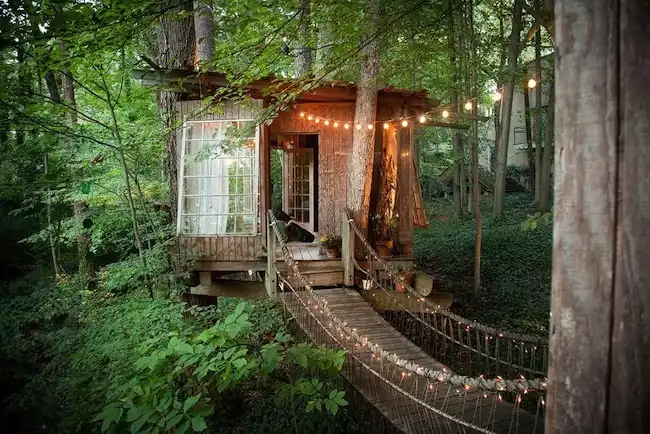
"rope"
268,211,547,393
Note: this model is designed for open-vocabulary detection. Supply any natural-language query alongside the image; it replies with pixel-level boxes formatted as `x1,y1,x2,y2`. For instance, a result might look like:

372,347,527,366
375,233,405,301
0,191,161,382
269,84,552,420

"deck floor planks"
280,287,541,434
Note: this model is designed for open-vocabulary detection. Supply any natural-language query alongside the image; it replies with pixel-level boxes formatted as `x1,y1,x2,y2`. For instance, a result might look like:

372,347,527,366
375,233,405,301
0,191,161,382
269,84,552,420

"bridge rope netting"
268,211,547,434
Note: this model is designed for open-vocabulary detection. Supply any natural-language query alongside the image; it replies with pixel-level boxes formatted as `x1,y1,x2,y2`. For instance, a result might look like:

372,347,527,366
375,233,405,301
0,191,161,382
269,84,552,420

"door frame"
282,147,315,232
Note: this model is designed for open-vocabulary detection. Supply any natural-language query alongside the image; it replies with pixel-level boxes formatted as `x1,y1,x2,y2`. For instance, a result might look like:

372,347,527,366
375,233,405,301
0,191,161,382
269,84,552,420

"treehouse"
135,69,436,294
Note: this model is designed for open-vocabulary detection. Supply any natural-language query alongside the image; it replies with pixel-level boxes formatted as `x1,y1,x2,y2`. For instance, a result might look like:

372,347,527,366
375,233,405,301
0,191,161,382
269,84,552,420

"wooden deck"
281,288,541,434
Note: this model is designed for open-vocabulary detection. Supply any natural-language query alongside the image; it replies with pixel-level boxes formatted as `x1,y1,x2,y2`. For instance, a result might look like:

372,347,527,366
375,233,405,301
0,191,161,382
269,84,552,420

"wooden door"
283,148,315,231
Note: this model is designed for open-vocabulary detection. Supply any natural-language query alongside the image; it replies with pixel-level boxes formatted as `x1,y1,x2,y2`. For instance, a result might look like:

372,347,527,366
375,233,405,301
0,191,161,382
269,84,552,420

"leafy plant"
320,235,342,250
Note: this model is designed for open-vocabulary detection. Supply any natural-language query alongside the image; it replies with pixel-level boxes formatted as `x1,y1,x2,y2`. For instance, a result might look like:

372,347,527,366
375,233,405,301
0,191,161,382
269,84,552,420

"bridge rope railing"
344,209,549,383
268,210,545,433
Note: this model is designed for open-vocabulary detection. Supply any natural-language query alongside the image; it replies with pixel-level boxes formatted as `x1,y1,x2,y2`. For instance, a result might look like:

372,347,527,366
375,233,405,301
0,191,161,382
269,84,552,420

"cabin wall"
174,98,265,264
269,103,355,236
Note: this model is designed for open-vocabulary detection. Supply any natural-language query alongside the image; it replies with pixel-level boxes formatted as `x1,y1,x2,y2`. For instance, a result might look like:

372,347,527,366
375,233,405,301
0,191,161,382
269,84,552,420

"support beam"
342,217,354,286
548,0,650,432
266,222,277,298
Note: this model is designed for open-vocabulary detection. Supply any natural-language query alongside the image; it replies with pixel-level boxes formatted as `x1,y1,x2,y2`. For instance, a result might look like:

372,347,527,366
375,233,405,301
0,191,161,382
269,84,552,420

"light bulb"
307,115,313,121
344,123,349,129
492,92,502,102
356,124,361,130
528,78,537,89
315,118,320,123
367,124,373,130
333,121,339,128
419,115,426,123
442,110,449,118
464,101,473,111
401,119,409,127
299,112,305,117
383,122,390,129
324,120,330,126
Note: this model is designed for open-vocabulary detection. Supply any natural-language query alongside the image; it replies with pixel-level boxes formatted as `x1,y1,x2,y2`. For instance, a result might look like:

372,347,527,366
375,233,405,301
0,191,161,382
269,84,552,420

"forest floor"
413,193,552,336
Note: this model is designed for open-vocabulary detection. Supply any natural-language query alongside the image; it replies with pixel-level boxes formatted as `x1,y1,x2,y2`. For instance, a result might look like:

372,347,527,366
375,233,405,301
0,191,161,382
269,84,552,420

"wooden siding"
269,103,355,236
179,235,264,262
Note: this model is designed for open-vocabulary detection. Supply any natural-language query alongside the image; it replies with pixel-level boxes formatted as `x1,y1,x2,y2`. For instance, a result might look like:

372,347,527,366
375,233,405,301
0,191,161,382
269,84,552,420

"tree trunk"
493,0,523,218
294,0,312,77
315,25,332,77
193,0,214,70
346,0,381,229
469,0,481,298
448,0,462,218
538,85,554,211
523,82,535,190
533,0,543,203
157,0,195,226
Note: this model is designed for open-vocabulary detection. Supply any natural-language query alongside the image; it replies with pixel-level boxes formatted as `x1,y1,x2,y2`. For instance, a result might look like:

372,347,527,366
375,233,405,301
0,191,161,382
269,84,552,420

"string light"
356,124,361,130
367,124,373,130
315,118,320,124
401,119,409,127
492,92,502,102
383,122,390,129
344,123,349,129
464,101,473,111
333,121,339,128
300,112,305,117
324,119,330,126
419,115,426,123
528,78,537,89
442,110,449,118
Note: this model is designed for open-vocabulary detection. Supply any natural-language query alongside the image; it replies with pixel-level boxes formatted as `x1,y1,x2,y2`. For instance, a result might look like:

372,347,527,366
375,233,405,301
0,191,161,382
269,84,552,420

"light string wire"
268,210,546,394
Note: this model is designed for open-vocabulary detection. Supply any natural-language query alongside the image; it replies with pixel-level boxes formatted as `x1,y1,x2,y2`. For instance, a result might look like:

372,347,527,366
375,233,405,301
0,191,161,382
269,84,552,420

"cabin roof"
133,69,439,108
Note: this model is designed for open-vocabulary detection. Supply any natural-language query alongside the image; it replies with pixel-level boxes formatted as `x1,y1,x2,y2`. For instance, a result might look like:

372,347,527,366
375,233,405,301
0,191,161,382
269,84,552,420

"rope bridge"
268,211,546,433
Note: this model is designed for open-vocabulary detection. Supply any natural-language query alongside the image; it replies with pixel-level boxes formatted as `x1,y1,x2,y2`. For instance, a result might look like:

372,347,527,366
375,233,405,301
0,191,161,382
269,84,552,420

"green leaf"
232,358,247,369
131,413,149,433
174,420,191,434
126,407,142,422
329,402,339,416
234,302,246,317
183,395,201,412
305,401,314,413
191,416,207,432
315,400,322,411
165,413,184,430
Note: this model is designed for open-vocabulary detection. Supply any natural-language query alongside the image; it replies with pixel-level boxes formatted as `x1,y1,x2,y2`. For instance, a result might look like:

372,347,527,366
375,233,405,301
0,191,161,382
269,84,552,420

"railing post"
266,220,277,298
342,217,355,287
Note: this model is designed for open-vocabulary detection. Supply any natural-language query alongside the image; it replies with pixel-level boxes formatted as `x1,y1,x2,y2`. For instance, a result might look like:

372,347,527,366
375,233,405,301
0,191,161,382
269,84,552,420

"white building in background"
479,54,554,172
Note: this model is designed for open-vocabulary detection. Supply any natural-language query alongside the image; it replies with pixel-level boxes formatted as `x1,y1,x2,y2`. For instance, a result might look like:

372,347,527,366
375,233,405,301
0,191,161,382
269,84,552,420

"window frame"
176,119,261,237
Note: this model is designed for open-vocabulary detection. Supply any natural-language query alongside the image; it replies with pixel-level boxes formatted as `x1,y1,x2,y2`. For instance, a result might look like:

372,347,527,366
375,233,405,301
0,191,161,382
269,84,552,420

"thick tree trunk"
523,82,535,190
538,85,554,211
533,0,543,203
493,0,523,218
448,0,462,218
193,0,214,70
315,25,332,77
294,0,312,77
346,0,381,228
157,0,195,225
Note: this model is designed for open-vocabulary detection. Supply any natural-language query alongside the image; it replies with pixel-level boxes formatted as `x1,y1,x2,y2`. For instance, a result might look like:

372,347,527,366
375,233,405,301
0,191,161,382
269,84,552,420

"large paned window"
178,120,259,235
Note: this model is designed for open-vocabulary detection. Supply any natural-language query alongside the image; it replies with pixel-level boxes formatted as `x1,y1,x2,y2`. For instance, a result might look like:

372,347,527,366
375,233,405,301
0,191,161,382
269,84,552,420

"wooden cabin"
136,70,435,292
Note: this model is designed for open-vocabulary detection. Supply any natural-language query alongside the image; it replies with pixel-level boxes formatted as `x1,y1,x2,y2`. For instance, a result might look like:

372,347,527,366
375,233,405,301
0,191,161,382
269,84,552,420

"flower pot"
325,247,340,258
395,281,406,293
362,279,373,291
375,241,393,258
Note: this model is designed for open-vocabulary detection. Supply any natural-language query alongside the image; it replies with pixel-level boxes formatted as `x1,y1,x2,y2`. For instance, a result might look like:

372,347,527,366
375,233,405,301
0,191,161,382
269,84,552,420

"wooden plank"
190,280,268,300
193,261,266,271
266,219,277,298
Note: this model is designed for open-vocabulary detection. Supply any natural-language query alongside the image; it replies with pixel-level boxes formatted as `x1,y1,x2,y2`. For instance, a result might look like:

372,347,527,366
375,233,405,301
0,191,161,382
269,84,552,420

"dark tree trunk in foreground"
347,0,381,228
548,0,650,431
538,85,554,211
294,0,312,77
448,0,462,218
533,0,543,204
157,0,195,225
469,0,481,298
493,0,523,218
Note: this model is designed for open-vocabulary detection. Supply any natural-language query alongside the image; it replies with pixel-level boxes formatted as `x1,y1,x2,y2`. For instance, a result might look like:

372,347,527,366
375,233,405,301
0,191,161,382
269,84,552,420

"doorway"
270,134,319,233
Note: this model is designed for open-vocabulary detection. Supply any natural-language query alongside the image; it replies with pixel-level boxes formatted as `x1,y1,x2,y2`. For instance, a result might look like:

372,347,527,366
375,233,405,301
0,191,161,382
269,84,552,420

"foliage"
320,235,342,249
414,194,552,334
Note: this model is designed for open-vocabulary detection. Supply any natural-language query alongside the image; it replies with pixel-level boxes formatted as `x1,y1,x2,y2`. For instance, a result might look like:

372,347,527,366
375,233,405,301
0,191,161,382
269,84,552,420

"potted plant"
320,235,342,258
373,213,397,258
394,265,414,293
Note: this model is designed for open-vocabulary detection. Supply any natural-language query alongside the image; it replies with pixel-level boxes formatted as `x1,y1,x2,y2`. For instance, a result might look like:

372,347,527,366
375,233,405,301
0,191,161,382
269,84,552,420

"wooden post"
548,1,650,432
266,221,277,298
342,217,354,286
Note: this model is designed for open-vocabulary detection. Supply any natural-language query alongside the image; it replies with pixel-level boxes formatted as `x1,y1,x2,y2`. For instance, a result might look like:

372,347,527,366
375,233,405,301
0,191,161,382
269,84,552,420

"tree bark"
538,85,554,211
493,0,523,218
157,0,195,225
346,0,381,229
193,0,214,70
533,0,543,203
523,82,535,190
294,0,312,77
448,0,462,218
470,0,481,298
